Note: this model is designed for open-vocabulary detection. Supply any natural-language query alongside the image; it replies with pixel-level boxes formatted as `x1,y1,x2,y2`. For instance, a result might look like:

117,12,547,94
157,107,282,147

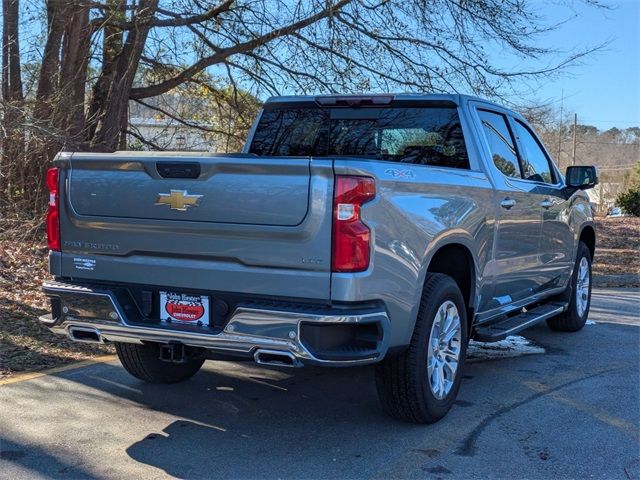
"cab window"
250,106,470,169
512,120,555,184
477,110,521,179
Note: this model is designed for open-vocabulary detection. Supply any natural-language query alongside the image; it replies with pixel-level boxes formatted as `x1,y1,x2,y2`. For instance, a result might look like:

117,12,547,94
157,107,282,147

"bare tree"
2,0,608,213
1,0,24,199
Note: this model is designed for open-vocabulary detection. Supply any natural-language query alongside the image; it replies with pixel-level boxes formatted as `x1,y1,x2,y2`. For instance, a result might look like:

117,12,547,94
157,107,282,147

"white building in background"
128,116,212,152
127,95,231,152
587,182,623,214
126,92,256,153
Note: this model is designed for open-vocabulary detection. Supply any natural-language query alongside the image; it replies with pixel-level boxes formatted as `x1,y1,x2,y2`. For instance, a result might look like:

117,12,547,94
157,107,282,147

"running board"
473,302,567,342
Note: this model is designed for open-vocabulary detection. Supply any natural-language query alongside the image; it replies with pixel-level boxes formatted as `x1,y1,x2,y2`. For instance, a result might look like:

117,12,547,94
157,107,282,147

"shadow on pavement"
0,436,94,479
69,362,411,478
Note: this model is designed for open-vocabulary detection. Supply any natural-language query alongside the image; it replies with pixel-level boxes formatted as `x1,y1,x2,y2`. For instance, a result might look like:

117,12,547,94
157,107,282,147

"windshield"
249,106,469,169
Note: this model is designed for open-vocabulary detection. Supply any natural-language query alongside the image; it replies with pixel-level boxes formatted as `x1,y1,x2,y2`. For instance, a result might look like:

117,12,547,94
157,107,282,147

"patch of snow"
467,335,545,361
586,320,597,325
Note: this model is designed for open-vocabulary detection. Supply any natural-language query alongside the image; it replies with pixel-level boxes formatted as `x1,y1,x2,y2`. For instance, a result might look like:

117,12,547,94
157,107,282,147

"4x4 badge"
155,189,203,211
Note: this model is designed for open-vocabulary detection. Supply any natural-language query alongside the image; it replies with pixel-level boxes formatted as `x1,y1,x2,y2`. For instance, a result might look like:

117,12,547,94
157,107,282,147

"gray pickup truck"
40,94,598,423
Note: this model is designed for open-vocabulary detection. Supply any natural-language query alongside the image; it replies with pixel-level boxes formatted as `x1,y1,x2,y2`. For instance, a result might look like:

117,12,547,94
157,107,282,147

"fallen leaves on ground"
593,217,640,283
0,220,112,379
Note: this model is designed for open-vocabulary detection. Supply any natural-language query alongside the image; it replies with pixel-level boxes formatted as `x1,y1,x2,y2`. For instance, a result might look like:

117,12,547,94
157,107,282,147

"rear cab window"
249,103,470,170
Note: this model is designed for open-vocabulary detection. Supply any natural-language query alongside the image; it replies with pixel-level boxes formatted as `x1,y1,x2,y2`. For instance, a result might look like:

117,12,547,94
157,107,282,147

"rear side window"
513,120,555,184
249,106,470,169
477,110,522,179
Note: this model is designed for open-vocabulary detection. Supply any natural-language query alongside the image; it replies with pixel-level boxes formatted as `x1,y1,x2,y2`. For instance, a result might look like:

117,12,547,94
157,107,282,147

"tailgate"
68,153,309,226
54,152,333,299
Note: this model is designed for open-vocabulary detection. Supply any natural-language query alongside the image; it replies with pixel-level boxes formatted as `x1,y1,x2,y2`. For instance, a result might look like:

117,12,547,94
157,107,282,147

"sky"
521,0,639,130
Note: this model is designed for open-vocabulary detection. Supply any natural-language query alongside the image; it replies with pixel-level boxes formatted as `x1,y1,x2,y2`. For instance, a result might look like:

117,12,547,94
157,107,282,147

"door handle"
500,198,516,210
540,199,554,209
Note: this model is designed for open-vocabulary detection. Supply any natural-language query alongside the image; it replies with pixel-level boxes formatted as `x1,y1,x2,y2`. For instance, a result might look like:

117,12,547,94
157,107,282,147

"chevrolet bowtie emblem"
155,190,203,211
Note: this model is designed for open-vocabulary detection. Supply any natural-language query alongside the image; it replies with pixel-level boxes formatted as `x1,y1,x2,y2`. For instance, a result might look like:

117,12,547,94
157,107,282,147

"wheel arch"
425,242,476,312
579,224,596,260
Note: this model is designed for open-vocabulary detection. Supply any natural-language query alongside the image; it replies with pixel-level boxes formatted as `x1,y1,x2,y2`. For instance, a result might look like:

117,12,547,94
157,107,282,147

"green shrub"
616,188,640,217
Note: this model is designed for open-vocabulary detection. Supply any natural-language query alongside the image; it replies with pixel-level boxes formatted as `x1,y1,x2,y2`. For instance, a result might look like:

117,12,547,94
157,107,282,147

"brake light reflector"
46,167,60,251
332,176,375,272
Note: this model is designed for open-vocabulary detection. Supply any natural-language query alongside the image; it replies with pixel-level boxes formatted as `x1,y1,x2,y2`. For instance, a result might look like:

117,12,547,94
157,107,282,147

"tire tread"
375,273,467,423
547,242,592,332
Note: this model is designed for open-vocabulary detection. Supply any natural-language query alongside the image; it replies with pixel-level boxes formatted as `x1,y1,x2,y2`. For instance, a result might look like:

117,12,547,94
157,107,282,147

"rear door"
474,108,547,305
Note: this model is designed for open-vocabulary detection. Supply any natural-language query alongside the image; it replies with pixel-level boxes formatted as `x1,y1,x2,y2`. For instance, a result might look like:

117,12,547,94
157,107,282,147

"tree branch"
91,0,233,30
130,0,354,99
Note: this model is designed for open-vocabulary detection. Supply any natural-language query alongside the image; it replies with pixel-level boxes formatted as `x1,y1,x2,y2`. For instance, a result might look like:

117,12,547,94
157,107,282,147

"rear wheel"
115,342,204,384
375,273,468,424
547,241,592,332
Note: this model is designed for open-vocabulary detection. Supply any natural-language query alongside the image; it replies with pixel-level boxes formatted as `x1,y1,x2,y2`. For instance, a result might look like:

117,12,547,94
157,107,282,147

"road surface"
1,288,638,479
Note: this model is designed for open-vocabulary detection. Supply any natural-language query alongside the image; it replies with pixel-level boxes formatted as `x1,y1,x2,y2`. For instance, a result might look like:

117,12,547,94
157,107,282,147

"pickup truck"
40,94,598,423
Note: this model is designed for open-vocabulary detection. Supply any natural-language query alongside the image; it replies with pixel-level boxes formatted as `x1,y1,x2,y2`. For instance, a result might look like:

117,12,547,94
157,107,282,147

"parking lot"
1,288,638,479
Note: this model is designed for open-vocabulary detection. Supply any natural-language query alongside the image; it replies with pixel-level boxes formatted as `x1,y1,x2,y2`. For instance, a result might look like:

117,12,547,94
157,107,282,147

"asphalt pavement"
1,288,638,479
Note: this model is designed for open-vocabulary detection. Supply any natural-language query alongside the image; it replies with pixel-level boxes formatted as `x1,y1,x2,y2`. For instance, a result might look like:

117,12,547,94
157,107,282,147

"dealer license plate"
160,291,210,326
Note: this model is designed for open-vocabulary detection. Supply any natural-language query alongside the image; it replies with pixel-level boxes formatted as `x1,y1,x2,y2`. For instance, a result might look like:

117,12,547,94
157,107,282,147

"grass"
1,217,638,379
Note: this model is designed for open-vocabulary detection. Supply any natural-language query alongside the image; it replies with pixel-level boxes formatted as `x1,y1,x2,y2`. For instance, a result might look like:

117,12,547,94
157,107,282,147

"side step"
473,302,567,342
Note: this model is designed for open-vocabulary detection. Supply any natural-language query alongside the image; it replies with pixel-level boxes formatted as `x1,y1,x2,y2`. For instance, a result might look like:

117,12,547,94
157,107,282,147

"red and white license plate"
160,291,210,325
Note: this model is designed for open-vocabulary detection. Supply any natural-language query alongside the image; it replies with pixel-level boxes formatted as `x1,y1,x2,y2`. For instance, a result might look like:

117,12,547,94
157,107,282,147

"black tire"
115,342,204,384
547,241,593,332
374,273,468,424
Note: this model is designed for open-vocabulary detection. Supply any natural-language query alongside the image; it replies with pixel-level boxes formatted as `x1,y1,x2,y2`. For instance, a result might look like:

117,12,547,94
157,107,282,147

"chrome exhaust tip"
68,326,102,344
254,349,302,368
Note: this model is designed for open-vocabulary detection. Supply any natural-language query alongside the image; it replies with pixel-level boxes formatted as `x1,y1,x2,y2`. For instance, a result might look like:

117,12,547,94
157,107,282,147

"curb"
592,274,640,288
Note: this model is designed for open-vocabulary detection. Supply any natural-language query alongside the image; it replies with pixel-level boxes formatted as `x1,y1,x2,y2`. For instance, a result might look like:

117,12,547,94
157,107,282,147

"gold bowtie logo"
155,190,203,211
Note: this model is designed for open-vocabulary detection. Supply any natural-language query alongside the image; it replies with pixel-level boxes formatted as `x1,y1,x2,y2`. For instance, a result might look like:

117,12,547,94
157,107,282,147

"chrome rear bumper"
40,280,390,366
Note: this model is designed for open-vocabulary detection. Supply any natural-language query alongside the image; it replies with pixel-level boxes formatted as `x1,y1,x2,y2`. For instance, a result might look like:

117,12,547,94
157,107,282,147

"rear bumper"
40,280,390,366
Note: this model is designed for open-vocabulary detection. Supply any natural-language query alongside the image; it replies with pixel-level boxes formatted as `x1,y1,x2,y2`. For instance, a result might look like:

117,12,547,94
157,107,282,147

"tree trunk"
1,0,24,203
33,0,68,124
55,2,91,144
86,0,126,140
88,0,159,150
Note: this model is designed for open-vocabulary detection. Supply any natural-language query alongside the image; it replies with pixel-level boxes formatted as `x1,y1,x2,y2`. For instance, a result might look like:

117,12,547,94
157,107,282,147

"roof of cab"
264,93,506,110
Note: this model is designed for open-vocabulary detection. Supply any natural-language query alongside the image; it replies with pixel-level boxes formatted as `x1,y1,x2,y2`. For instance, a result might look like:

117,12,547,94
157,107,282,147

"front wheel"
375,273,468,424
547,241,592,332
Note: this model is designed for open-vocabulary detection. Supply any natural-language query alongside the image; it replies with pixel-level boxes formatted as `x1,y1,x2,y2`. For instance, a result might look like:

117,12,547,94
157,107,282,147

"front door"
509,118,574,289
474,109,546,307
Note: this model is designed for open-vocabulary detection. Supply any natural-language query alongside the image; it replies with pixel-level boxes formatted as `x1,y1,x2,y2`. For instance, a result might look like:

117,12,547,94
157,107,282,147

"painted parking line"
489,362,639,440
522,379,639,439
0,355,117,386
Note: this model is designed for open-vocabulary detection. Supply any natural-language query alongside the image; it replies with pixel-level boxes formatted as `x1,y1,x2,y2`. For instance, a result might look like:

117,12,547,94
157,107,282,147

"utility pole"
557,90,563,167
571,113,577,166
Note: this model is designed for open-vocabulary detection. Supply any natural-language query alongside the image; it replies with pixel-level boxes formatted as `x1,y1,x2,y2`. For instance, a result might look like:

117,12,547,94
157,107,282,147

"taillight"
46,167,60,251
332,176,376,272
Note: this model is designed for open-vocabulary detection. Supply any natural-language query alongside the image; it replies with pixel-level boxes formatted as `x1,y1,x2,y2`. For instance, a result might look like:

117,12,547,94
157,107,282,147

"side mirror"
566,166,598,190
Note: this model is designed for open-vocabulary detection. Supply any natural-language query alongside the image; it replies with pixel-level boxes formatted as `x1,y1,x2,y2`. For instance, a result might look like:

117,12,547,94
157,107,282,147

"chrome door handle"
540,199,553,209
500,198,516,210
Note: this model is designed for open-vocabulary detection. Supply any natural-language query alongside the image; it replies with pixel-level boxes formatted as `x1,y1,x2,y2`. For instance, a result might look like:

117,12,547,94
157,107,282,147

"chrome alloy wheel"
576,256,590,317
427,300,462,400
